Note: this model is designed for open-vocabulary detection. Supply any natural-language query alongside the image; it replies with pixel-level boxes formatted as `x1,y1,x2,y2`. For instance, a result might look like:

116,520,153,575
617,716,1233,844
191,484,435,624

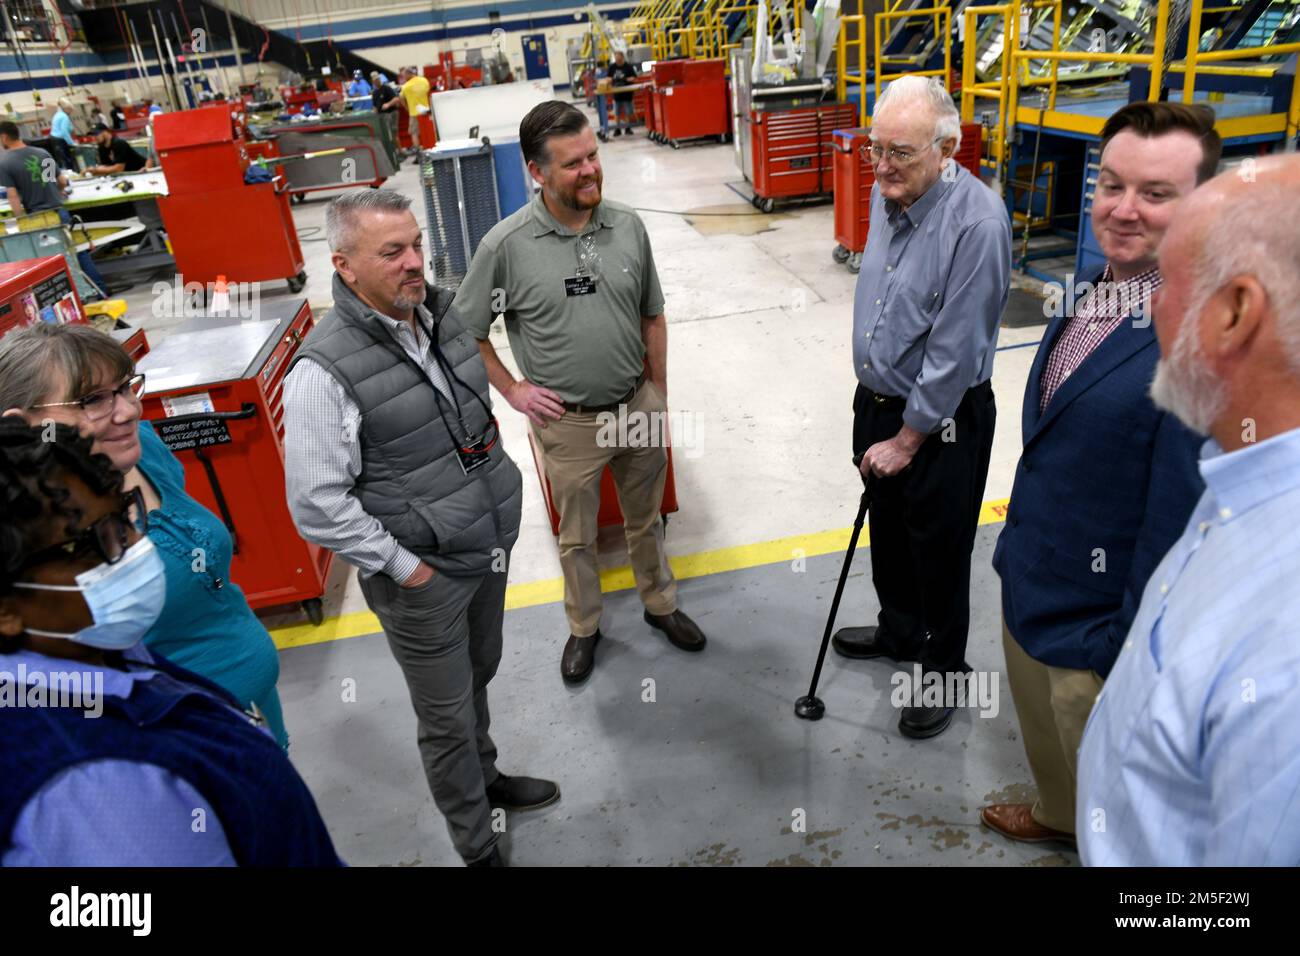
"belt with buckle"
563,373,646,415
865,386,906,410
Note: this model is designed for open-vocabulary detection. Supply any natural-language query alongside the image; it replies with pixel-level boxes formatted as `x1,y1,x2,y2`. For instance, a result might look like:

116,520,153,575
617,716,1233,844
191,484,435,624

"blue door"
521,33,550,80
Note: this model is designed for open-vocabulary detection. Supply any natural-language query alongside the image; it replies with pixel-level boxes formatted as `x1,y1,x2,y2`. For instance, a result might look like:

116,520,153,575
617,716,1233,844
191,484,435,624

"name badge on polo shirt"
564,274,597,296
566,230,602,296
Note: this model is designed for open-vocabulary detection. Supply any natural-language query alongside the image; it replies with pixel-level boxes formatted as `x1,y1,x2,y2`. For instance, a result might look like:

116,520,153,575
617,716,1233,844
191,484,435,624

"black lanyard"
413,310,494,448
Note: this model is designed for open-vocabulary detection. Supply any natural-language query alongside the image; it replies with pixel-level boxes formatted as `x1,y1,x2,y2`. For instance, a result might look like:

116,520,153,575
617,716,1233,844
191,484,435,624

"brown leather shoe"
644,609,706,651
561,631,601,684
980,803,1076,847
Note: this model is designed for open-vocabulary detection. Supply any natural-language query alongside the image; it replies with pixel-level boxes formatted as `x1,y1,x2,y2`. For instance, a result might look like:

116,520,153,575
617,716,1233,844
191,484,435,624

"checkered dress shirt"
1038,265,1162,412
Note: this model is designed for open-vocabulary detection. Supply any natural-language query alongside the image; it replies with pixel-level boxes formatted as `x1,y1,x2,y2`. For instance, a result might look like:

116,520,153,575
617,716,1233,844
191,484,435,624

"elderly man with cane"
830,75,1011,739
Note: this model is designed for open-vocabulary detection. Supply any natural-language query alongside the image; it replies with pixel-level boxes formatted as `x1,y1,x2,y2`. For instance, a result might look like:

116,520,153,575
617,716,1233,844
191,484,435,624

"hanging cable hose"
314,0,339,73
175,0,193,42
253,0,272,66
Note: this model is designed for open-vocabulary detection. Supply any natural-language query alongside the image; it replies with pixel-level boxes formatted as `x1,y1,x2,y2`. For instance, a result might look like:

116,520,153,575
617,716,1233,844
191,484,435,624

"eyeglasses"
20,487,148,571
859,137,943,167
30,373,146,423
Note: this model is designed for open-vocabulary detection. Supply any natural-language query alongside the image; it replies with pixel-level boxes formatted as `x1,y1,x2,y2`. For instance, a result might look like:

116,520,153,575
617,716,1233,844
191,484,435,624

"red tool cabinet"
750,101,859,212
396,102,414,150
155,105,307,292
0,257,150,358
831,122,985,272
110,325,150,362
649,59,730,148
0,257,86,340
645,80,663,139
136,299,332,624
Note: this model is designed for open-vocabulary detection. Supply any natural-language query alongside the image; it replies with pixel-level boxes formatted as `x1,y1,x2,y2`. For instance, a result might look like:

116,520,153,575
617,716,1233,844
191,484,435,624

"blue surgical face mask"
13,537,166,650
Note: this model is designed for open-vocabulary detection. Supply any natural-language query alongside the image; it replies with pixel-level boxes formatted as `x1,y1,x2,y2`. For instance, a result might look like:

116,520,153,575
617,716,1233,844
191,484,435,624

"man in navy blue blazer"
982,102,1218,848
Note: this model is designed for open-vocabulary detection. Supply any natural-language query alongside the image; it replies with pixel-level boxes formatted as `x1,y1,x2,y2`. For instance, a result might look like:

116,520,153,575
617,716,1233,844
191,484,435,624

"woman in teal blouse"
136,419,288,746
0,323,289,748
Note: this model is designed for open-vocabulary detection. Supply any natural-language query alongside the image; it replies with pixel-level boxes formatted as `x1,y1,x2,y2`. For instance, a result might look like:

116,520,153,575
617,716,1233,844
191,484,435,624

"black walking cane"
794,452,873,720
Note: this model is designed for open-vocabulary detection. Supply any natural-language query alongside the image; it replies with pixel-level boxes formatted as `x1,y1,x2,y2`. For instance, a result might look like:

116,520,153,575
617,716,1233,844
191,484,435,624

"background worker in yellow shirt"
381,66,434,159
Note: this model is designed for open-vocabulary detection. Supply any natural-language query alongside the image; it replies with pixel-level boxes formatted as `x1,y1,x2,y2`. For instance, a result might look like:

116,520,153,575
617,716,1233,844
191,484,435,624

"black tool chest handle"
151,402,257,429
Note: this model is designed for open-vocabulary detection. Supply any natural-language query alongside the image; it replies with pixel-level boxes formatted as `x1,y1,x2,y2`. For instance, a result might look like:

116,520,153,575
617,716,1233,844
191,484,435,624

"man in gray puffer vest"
284,189,558,867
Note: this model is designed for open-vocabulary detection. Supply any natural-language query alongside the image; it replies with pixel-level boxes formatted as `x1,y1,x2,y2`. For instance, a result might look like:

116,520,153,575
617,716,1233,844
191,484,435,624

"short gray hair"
0,323,133,411
326,188,413,253
875,75,961,151
1189,169,1300,374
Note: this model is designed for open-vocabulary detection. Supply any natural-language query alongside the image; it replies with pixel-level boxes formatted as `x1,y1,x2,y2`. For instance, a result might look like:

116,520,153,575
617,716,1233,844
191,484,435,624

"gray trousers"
359,561,508,863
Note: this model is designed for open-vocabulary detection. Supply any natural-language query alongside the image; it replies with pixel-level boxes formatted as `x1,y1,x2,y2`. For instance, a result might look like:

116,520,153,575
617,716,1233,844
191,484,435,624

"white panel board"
430,80,556,143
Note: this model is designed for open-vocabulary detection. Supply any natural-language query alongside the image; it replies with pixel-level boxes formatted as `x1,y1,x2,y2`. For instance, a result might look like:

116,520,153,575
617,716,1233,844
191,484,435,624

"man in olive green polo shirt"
454,99,707,684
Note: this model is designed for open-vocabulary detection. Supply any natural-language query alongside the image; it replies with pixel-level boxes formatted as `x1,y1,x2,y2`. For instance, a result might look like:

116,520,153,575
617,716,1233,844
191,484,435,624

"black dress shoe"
561,630,601,684
467,846,505,867
831,626,919,662
899,705,954,739
485,773,560,811
644,609,706,651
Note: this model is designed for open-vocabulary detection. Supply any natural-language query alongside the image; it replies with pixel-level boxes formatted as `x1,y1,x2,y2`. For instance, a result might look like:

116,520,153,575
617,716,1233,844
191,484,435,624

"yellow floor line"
270,497,1012,650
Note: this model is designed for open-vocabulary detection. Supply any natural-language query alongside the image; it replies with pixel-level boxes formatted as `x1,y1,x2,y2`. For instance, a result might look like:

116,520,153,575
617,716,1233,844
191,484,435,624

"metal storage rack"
420,141,502,287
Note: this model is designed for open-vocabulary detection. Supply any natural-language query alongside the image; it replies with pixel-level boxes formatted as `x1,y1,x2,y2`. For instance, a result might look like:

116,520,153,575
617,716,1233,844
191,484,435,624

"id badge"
455,448,490,475
455,434,493,475
565,274,597,297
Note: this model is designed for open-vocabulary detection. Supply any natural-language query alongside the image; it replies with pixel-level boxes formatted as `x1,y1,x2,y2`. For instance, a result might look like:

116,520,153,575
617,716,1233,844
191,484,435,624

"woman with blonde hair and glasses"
0,323,290,748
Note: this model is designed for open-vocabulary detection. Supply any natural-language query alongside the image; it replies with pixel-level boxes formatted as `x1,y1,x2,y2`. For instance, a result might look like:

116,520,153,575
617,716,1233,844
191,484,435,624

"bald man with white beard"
1076,154,1300,866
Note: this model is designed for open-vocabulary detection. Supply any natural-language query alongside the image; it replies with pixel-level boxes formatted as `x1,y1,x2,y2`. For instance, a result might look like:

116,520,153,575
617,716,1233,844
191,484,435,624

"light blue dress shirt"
2,644,243,866
50,109,74,146
1076,425,1300,866
851,163,1011,433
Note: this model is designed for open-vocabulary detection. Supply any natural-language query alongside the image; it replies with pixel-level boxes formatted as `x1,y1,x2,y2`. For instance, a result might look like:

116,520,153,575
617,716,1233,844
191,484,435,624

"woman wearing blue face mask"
0,419,342,865
0,324,290,749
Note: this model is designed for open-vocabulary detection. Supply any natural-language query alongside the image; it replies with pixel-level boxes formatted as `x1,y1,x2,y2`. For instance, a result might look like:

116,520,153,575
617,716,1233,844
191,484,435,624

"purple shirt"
1,644,258,866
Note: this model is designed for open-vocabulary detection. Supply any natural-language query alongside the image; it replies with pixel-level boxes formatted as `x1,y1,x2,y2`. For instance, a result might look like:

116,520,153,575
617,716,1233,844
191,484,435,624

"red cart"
0,257,86,341
750,100,859,212
652,59,730,148
136,299,334,624
155,105,307,293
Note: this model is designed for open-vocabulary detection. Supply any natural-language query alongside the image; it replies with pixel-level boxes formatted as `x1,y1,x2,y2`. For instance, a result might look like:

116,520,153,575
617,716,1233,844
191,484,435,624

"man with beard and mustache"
982,102,1214,849
283,189,558,867
455,100,706,685
1076,154,1300,866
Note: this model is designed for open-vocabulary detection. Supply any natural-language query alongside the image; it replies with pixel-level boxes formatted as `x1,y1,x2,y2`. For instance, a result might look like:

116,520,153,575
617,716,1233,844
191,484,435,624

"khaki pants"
532,381,676,637
1001,620,1104,834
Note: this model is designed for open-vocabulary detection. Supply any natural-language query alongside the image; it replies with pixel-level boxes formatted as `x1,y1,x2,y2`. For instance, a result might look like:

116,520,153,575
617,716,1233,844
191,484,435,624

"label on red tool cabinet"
154,416,232,452
162,392,216,417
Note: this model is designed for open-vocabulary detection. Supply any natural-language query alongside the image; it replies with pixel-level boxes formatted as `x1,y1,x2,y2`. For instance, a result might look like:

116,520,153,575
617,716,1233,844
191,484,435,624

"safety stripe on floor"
269,497,1012,650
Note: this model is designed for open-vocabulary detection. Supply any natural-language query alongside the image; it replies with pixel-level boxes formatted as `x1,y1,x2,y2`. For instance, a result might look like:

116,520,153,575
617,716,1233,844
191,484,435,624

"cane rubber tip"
794,695,825,721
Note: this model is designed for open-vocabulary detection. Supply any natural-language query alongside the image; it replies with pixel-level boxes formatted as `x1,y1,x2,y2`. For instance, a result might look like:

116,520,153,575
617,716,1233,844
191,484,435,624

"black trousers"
851,381,996,676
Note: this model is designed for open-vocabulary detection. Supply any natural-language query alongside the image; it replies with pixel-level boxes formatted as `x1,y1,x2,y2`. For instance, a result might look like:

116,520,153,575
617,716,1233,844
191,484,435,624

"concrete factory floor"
120,105,1068,865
